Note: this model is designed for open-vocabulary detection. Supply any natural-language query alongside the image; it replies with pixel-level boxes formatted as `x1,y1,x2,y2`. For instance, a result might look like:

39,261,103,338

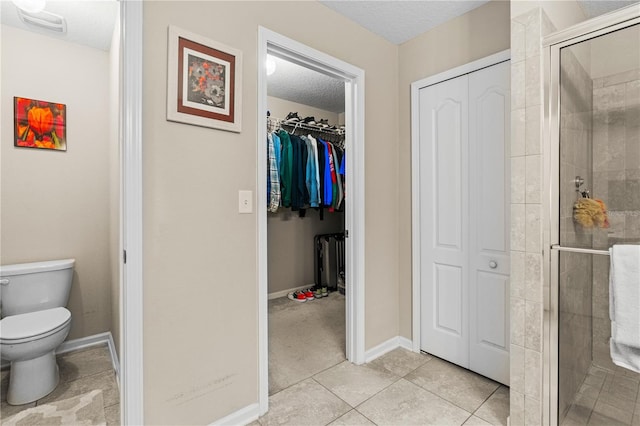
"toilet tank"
0,259,75,317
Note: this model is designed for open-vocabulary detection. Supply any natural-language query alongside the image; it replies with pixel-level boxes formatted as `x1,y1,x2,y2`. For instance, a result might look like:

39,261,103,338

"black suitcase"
314,233,345,292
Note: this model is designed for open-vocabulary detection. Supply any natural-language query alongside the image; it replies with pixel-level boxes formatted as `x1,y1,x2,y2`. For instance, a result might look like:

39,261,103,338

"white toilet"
0,259,74,405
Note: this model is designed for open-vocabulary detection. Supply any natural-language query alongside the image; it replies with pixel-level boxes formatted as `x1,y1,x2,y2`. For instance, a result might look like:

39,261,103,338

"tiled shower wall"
510,8,554,425
557,48,593,420
591,69,640,371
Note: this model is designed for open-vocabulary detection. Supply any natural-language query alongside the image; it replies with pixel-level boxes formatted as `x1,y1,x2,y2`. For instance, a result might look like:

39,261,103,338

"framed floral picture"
14,97,66,151
167,26,243,133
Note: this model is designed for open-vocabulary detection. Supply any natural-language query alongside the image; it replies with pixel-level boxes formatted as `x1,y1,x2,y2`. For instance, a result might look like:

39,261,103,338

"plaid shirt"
268,134,281,212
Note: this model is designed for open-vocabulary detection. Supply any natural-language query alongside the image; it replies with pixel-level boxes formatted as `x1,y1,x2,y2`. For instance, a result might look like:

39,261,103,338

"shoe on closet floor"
303,289,315,300
314,288,323,299
288,291,307,302
321,287,328,297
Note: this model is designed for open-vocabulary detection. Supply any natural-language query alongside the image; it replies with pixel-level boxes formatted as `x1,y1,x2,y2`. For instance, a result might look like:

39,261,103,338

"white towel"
609,244,640,373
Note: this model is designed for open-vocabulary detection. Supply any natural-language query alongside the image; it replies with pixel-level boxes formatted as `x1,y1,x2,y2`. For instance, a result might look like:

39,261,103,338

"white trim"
209,403,260,426
257,27,366,416
364,336,401,363
363,336,415,363
398,336,414,352
410,49,510,354
120,1,144,425
1,332,120,378
410,50,511,92
268,284,313,300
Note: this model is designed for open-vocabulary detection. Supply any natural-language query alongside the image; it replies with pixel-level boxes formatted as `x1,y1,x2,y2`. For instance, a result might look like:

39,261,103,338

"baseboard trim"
364,336,399,363
398,336,414,351
268,284,314,300
363,335,416,363
1,331,120,381
210,402,260,426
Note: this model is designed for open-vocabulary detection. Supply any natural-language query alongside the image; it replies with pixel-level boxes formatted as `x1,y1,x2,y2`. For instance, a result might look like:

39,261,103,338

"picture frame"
14,97,67,151
167,25,243,133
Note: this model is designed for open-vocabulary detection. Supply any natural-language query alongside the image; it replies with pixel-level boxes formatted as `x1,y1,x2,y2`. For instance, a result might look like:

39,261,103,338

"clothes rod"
550,245,610,255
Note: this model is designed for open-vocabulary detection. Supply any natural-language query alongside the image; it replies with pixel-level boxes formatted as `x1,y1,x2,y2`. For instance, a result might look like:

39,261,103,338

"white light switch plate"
238,190,253,214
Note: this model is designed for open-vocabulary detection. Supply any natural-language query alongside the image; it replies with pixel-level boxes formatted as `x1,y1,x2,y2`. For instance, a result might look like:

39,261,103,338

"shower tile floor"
562,364,640,426
0,344,120,425
259,293,510,425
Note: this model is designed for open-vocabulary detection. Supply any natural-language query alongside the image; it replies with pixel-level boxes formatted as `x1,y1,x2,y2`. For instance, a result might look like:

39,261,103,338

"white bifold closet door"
419,61,510,385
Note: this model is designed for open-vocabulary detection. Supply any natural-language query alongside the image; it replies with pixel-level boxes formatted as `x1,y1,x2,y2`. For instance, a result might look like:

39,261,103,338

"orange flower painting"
14,97,66,151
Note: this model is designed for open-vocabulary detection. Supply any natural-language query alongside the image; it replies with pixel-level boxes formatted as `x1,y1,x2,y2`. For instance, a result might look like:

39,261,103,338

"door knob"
489,261,498,269
0,278,9,285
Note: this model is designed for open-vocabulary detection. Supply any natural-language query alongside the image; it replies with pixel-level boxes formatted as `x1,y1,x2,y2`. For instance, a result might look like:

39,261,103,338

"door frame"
410,49,511,352
120,1,144,424
257,27,366,415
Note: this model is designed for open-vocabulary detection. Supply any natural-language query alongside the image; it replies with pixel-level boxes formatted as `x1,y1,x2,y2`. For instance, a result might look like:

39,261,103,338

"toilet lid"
0,307,71,340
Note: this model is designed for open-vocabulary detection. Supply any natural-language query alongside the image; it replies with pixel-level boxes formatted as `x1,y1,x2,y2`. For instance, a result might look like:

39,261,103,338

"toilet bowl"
0,259,75,406
0,307,72,405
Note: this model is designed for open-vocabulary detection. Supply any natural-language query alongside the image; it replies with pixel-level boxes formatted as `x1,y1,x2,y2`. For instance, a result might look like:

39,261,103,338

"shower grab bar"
550,244,610,255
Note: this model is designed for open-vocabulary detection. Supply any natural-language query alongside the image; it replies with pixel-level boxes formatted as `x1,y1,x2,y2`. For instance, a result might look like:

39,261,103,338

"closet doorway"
411,51,511,386
257,27,365,415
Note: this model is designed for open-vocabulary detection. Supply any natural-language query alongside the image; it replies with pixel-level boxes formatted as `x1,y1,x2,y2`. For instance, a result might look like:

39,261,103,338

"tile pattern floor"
262,294,509,426
0,344,120,425
561,363,640,426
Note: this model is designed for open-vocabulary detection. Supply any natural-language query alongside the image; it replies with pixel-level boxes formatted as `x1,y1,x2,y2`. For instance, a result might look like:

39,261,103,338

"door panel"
419,74,469,367
435,264,463,335
468,61,510,385
419,60,510,384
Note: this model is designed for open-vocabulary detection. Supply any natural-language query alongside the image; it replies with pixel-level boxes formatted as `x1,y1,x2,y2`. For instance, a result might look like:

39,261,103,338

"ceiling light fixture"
266,55,276,76
12,0,46,13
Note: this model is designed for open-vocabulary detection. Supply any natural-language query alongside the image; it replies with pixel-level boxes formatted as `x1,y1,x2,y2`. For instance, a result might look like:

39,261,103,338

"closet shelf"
268,116,345,136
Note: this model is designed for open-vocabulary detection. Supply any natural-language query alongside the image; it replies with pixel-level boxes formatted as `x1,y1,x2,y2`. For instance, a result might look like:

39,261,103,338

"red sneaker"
288,291,307,302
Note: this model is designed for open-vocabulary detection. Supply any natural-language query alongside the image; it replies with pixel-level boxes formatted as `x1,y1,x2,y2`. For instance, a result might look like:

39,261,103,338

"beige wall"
397,0,511,339
268,96,340,126
267,96,344,295
268,210,344,294
0,26,114,341
142,1,398,423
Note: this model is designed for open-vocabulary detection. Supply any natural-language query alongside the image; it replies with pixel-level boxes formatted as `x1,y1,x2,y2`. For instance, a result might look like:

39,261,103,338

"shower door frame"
542,5,640,425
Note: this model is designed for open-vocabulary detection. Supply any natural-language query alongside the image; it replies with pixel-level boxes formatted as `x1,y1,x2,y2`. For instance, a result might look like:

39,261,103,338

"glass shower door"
553,21,640,426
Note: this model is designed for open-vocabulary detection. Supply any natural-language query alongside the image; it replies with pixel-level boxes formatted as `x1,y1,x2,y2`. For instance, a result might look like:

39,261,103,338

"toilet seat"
0,307,71,344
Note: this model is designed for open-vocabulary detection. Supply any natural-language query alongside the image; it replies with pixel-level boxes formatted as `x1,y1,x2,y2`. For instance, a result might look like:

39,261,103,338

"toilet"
0,259,74,405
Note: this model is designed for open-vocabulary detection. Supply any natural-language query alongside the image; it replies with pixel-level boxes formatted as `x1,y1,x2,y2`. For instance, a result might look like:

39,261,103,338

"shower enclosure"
544,5,640,425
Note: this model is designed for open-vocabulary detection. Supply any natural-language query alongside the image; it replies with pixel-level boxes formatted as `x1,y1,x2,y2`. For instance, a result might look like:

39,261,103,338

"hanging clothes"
278,130,293,208
267,133,280,212
266,120,344,217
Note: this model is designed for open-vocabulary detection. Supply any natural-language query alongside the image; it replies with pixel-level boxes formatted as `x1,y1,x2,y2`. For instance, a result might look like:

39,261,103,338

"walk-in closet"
266,54,347,395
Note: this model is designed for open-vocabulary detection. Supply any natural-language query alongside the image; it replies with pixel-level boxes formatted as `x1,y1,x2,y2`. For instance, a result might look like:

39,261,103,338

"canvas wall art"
14,97,66,151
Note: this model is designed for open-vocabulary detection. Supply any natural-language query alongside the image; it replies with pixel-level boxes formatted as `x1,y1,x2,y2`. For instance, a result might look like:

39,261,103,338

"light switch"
238,190,253,214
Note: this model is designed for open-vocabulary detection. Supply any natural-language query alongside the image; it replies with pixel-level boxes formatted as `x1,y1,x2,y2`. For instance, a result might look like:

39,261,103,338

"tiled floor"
262,294,509,426
0,344,120,425
562,363,640,426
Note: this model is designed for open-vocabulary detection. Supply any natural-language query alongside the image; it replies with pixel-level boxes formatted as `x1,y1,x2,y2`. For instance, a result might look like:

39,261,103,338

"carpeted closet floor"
268,291,346,395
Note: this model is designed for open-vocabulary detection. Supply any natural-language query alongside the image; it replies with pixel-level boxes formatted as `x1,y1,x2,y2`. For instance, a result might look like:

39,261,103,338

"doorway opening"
257,27,365,414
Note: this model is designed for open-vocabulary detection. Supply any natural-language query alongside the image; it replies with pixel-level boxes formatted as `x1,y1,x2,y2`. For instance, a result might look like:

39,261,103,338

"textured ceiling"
267,55,346,114
577,0,639,18
320,0,489,45
1,1,118,51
